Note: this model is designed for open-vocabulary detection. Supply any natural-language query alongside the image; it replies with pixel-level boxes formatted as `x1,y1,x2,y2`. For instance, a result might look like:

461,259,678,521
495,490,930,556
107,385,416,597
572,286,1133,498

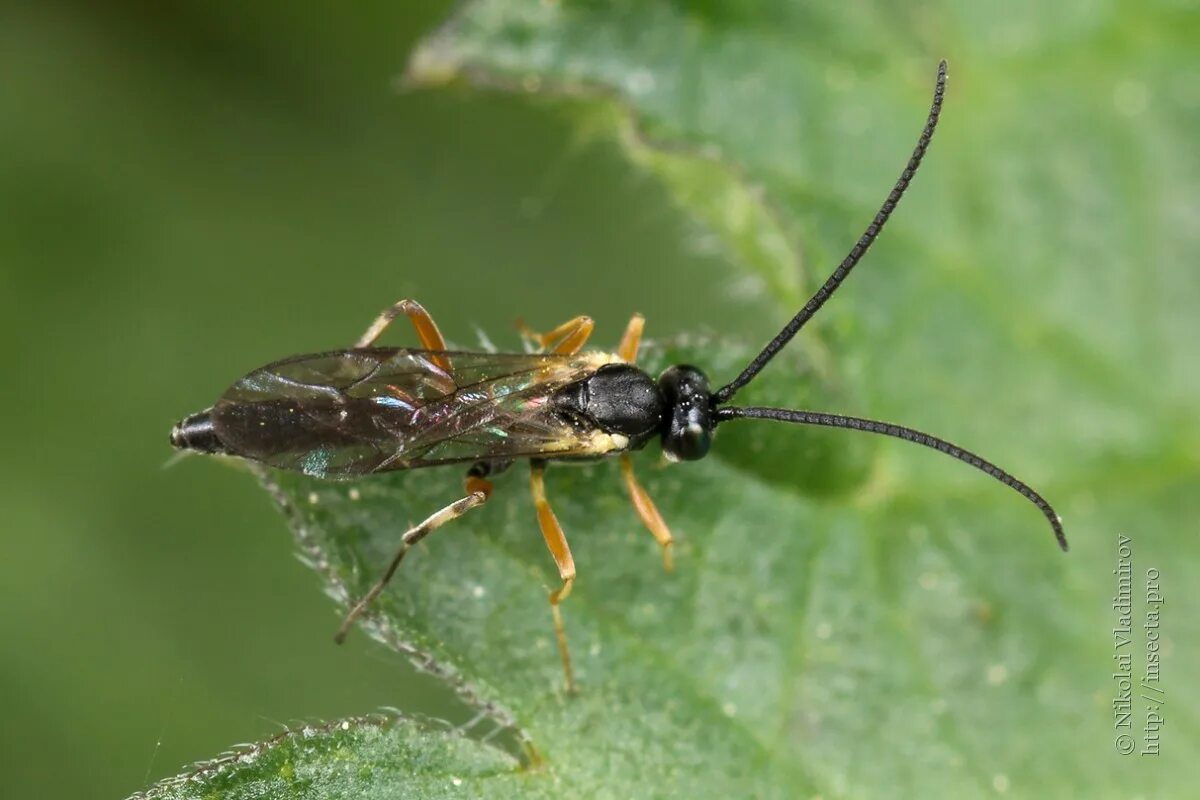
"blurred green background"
2,2,1195,798
0,2,766,797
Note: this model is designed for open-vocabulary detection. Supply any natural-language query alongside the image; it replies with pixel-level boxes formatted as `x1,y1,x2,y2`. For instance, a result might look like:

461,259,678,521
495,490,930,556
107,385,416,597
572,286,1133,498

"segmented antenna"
714,60,948,404
715,405,1068,551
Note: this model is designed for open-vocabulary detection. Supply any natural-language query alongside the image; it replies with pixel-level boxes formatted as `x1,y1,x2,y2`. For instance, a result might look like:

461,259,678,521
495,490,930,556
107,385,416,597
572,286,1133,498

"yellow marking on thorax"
585,430,630,454
535,351,626,389
575,351,626,368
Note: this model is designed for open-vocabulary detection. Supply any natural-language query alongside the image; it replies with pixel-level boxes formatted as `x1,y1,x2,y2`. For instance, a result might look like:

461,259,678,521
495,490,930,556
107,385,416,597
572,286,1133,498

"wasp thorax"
553,363,665,450
658,365,713,461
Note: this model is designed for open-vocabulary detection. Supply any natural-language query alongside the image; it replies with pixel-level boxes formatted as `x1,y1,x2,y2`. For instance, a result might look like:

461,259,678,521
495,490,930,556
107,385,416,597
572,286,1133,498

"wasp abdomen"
170,410,226,454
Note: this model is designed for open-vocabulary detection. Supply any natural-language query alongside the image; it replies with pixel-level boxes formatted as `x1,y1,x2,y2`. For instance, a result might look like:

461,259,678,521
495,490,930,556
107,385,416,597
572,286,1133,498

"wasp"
170,62,1065,693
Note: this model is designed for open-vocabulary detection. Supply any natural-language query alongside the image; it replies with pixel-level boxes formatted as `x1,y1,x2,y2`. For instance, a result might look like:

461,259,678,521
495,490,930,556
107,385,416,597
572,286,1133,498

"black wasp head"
658,365,714,461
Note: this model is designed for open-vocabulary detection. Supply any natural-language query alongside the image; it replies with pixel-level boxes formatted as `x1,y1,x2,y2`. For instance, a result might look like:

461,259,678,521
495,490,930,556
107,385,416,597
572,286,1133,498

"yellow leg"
356,298,452,371
530,460,578,693
334,478,490,643
616,313,645,363
518,315,594,355
619,454,674,572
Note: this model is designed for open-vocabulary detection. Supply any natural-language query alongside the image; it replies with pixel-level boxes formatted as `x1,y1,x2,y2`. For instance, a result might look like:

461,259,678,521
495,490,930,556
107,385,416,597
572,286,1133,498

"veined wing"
210,347,622,478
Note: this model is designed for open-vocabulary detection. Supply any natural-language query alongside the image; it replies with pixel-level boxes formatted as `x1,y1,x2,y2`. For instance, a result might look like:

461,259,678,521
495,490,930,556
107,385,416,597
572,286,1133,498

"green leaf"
132,714,521,799
142,1,1197,797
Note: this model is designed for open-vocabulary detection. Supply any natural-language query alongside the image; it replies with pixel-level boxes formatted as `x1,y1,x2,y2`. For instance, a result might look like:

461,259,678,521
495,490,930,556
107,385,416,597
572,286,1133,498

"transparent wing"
210,348,614,478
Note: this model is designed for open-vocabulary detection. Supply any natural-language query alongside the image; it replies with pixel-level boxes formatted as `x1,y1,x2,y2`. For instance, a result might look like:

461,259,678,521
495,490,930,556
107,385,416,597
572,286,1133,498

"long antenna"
715,405,1067,551
714,60,948,405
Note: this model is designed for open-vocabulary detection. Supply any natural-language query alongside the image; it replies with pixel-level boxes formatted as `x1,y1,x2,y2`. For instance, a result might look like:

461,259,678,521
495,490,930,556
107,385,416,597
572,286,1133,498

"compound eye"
671,421,711,461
